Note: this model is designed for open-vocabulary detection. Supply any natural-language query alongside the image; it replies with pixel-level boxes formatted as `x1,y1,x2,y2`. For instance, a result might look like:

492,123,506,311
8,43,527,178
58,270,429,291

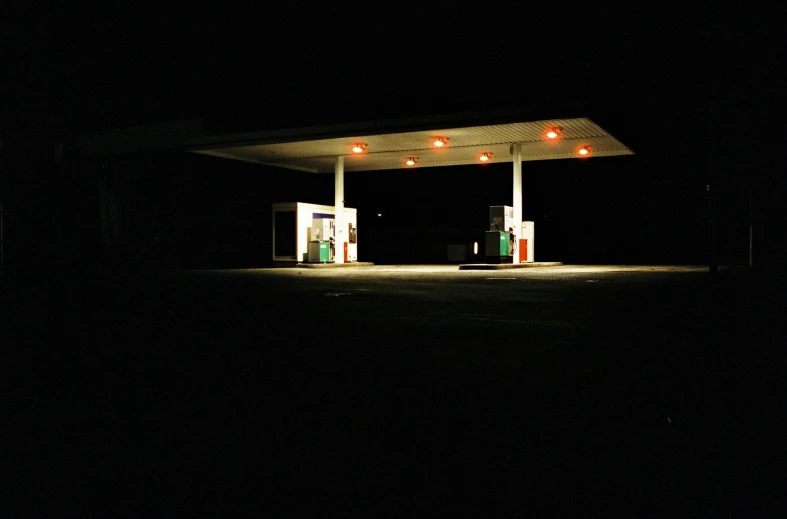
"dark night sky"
3,3,737,130
5,3,776,140
2,2,785,265
6,2,777,156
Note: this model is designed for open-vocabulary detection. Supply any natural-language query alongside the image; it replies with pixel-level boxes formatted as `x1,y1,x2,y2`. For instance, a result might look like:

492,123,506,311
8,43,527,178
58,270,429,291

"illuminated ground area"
4,265,784,515
209,264,709,275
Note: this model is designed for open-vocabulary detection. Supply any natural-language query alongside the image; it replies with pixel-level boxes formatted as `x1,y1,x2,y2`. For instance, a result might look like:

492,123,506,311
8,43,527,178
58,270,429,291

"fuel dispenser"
485,205,516,264
308,218,335,263
519,221,535,263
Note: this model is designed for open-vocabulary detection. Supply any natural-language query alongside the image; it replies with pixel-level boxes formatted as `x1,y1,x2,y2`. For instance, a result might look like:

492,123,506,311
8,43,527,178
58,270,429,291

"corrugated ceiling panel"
195,117,632,173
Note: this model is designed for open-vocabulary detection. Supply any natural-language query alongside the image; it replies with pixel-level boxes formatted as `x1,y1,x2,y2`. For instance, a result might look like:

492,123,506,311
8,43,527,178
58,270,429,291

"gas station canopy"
179,108,634,264
71,107,634,170
70,106,635,266
187,112,633,173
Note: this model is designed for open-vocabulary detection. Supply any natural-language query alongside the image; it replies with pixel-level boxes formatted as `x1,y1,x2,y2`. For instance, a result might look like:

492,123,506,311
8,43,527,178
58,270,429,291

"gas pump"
308,218,335,263
485,206,516,264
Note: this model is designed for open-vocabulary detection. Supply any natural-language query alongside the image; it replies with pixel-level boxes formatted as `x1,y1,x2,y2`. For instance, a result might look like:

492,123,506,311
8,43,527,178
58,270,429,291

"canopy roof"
70,106,634,170
191,116,633,173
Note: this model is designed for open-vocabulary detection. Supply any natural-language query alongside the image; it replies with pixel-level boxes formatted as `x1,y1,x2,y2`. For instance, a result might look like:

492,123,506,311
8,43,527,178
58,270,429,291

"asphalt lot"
4,265,785,516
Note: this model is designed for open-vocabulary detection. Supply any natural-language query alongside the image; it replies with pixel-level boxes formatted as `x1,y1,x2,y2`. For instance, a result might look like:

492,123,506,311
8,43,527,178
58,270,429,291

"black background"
3,3,787,517
1,1,785,269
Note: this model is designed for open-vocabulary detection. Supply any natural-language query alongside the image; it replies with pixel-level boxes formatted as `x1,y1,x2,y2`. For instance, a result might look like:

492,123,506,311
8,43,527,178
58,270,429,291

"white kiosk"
272,202,358,263
519,221,535,263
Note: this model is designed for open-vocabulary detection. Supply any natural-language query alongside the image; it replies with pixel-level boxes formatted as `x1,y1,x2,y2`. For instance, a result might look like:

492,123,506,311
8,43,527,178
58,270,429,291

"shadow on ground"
3,266,785,516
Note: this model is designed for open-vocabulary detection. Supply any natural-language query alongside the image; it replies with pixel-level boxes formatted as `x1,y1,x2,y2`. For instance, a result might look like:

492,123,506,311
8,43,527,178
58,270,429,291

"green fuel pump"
485,206,516,264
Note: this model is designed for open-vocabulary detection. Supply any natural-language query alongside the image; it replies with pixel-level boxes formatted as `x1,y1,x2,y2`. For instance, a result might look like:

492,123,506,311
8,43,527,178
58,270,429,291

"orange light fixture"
578,145,591,156
433,137,448,147
352,143,367,154
546,127,562,139
406,157,417,166
479,152,491,162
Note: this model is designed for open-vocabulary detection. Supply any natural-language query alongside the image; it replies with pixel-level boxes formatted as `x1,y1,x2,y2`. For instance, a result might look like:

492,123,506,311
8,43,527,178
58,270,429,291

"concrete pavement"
4,265,783,516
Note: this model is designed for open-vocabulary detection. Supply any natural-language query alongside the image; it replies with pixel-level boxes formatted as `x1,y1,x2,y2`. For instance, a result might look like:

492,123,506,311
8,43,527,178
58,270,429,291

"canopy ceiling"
191,116,633,173
70,106,634,170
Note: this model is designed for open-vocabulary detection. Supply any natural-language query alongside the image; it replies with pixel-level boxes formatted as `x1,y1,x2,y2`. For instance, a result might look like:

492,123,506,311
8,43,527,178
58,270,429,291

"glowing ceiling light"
479,152,491,162
546,126,563,140
578,145,591,156
352,143,367,153
433,137,448,147
406,157,417,166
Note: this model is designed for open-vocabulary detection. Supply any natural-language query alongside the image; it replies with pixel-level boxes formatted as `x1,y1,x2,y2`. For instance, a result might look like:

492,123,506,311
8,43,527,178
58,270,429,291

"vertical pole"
335,156,345,264
706,3,718,276
708,82,718,275
512,143,522,263
1,199,3,280
271,207,277,262
749,226,753,268
748,175,753,268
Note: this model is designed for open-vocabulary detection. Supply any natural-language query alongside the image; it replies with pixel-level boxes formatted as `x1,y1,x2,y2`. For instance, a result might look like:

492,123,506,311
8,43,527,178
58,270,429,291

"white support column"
512,143,523,263
334,156,345,264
